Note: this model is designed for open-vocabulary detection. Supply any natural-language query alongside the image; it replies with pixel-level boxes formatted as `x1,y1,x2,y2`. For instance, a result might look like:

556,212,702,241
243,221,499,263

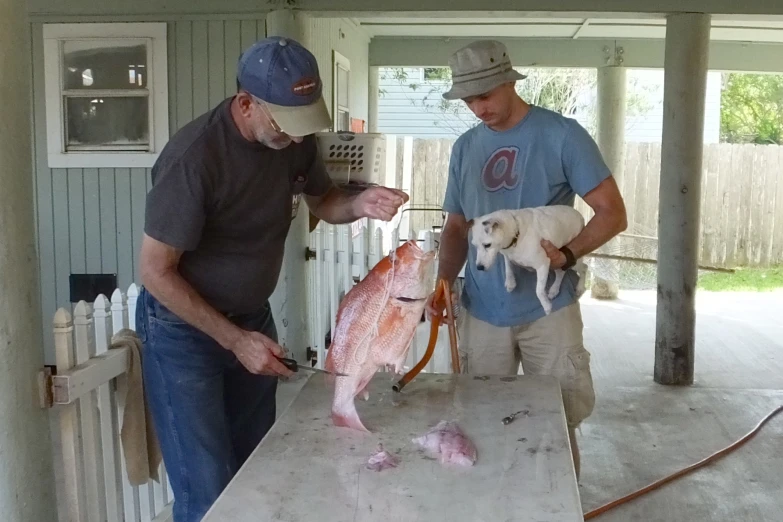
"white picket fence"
48,222,454,521
51,285,172,522
306,221,456,374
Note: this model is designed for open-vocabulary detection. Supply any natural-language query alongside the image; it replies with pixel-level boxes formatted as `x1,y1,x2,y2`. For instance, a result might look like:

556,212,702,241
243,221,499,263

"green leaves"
720,73,783,145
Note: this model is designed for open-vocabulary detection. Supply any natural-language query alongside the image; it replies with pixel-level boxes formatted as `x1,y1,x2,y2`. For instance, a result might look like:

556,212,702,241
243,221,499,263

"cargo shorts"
456,302,595,428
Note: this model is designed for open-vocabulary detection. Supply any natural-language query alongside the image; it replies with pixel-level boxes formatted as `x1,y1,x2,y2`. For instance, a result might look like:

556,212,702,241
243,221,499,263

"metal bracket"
603,43,625,66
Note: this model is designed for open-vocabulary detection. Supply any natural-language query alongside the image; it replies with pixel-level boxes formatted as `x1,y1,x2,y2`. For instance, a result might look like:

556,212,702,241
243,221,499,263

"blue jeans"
135,287,278,522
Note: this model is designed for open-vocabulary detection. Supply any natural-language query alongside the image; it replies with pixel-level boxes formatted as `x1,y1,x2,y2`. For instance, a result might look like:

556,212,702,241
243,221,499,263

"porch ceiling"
354,14,783,43
359,13,783,72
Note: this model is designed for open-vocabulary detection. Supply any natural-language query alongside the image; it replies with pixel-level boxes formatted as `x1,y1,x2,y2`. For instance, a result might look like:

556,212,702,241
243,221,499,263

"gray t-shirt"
144,97,333,315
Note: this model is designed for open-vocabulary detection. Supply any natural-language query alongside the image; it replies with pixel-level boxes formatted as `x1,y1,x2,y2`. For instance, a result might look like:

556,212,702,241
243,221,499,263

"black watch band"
559,246,576,270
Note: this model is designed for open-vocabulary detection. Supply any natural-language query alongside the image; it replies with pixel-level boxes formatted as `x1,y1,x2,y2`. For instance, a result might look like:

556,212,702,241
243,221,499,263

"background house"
377,66,724,142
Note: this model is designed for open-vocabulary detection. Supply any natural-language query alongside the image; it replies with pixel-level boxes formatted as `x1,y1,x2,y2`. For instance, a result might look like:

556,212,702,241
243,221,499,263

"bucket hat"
442,40,527,100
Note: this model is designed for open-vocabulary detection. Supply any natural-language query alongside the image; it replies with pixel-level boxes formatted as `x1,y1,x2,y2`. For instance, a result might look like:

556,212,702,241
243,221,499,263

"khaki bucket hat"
442,40,527,100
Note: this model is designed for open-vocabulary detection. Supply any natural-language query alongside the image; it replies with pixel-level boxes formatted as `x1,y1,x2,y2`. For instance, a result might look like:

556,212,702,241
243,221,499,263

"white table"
202,372,583,522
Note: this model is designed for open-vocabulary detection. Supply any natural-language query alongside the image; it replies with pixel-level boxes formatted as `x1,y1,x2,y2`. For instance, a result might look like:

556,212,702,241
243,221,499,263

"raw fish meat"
366,444,400,471
413,420,477,467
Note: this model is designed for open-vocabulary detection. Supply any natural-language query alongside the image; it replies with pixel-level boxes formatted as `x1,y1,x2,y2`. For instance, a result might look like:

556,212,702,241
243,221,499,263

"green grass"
697,266,783,292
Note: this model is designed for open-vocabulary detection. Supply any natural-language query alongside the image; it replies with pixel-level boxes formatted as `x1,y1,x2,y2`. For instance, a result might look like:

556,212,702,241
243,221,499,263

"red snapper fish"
324,239,436,432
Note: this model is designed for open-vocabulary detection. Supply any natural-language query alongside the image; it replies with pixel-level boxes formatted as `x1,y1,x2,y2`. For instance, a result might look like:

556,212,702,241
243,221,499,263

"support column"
369,66,380,133
655,13,711,385
264,10,311,362
591,65,627,300
0,0,58,518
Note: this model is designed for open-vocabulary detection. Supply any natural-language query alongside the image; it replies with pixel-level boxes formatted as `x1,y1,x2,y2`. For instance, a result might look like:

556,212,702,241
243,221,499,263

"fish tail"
331,402,370,432
331,379,371,432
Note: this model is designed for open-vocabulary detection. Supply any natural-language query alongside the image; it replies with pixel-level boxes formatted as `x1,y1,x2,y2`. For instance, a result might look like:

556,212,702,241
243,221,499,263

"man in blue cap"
135,37,408,521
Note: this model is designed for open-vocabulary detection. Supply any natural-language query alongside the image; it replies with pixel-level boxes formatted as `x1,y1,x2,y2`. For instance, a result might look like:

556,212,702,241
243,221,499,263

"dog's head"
466,214,509,271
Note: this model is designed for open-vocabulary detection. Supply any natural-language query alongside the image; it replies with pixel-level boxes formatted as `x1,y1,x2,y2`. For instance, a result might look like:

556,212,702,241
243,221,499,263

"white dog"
467,205,587,315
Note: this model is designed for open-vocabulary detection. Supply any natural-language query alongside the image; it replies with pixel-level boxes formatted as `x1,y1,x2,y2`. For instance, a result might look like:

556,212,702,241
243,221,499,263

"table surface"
202,372,583,522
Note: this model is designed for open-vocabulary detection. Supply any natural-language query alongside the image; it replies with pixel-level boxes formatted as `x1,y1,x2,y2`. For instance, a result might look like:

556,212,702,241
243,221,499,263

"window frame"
332,50,351,133
42,22,169,168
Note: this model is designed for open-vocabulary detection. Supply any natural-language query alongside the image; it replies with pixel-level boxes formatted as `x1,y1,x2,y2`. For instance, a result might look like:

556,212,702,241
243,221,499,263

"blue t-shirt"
442,105,611,327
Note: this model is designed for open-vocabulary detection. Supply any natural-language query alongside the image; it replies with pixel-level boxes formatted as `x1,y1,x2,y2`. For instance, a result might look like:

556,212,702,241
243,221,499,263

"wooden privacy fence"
394,137,783,269
45,285,172,522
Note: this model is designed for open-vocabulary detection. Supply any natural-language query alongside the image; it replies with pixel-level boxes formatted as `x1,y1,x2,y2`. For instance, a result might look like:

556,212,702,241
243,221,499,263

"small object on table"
502,410,529,425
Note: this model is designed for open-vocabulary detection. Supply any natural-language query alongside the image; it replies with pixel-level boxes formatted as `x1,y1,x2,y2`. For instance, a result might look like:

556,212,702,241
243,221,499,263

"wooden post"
0,0,58,517
655,13,711,385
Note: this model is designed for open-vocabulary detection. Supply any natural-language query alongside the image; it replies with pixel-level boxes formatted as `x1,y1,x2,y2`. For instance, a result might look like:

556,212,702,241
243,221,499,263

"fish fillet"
366,444,400,471
413,420,477,467
324,240,435,432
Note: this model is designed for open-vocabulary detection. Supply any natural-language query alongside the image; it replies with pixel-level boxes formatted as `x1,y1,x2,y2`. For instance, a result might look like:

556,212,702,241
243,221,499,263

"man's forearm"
309,187,358,224
142,269,245,350
566,208,627,259
437,225,469,287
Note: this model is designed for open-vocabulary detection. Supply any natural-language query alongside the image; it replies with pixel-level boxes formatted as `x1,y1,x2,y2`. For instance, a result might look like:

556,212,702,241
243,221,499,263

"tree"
720,72,783,145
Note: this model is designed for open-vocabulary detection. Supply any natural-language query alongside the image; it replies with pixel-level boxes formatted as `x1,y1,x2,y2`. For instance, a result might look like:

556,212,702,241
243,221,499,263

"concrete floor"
577,290,783,521
49,289,783,521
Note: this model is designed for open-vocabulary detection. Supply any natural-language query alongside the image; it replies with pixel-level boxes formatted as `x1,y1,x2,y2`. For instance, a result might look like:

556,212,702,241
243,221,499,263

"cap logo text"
292,77,318,96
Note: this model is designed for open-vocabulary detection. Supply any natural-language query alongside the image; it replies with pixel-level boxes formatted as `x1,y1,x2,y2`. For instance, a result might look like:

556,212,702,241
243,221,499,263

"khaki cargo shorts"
456,302,595,428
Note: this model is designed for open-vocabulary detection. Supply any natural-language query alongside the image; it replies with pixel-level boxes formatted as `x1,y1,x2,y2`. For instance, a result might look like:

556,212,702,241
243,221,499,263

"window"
43,23,169,168
333,51,350,132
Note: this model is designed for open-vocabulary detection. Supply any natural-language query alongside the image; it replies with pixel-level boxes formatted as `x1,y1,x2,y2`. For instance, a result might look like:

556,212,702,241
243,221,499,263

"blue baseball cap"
237,36,332,136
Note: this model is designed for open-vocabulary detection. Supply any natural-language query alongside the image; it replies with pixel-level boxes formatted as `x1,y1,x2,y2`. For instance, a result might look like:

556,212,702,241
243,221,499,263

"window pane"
65,97,149,147
63,40,148,90
337,109,349,132
337,66,349,107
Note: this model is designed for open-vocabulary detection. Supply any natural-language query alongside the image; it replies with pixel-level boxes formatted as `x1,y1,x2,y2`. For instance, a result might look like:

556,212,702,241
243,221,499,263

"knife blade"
276,357,349,377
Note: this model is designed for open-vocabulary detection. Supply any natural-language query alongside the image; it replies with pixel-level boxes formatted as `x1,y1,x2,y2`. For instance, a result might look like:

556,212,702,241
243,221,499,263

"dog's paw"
547,286,561,300
505,279,517,292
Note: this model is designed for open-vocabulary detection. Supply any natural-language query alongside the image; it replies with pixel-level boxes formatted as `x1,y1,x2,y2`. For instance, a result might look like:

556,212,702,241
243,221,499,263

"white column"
0,0,58,518
368,66,380,133
264,10,311,361
591,65,627,300
655,13,711,385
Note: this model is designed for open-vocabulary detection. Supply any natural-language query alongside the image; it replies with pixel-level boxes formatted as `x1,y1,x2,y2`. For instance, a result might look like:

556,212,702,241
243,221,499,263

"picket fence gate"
47,223,454,521
50,285,172,522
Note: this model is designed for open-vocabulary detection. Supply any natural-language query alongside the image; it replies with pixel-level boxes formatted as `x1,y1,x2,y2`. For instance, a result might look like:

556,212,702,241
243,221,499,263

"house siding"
302,16,371,125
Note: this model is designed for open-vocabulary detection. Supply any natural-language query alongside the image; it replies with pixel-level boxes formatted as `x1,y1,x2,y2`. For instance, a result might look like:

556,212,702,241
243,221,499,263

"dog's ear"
482,218,500,233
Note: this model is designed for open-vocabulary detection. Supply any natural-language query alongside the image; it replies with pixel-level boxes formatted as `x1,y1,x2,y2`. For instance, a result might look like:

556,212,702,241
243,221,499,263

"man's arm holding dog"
541,175,627,268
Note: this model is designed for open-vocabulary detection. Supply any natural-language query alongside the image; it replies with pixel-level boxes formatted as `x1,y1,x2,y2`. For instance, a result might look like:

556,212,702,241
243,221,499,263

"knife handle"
277,357,299,372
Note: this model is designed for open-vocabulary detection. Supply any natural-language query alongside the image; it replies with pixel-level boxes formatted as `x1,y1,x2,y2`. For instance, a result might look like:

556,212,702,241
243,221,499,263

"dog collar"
502,232,519,250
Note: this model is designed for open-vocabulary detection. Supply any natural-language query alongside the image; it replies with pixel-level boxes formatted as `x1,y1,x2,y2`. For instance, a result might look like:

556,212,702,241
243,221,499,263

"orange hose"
583,404,783,519
393,279,458,392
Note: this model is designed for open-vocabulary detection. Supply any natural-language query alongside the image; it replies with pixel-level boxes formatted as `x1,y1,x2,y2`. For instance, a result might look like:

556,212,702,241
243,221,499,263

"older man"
136,36,408,521
426,40,627,478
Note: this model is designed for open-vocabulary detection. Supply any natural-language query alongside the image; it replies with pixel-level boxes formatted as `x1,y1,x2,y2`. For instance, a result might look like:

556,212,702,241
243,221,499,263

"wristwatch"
559,246,576,270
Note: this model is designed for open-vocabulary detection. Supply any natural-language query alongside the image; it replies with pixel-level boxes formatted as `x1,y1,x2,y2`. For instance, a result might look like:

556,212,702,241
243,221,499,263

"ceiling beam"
369,37,783,73
572,19,591,39
286,1,783,17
